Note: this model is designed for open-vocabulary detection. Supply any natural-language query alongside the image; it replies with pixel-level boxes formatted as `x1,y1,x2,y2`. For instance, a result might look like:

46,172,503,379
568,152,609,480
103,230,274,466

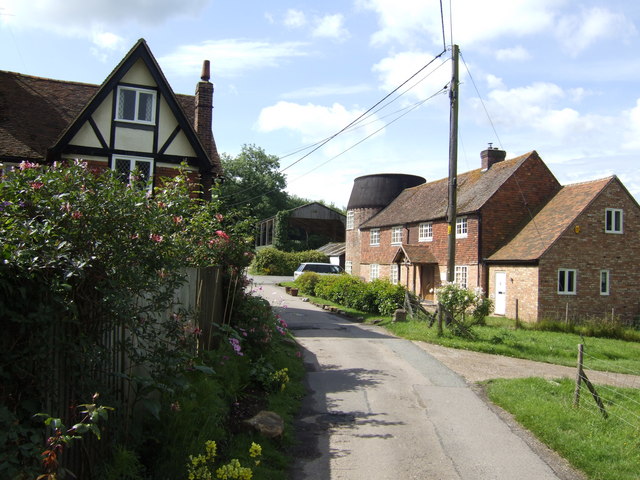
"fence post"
437,302,443,336
572,343,583,407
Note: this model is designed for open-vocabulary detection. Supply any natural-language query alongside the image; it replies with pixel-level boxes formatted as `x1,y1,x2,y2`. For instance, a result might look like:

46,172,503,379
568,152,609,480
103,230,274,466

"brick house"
0,38,222,198
346,147,640,324
487,176,640,324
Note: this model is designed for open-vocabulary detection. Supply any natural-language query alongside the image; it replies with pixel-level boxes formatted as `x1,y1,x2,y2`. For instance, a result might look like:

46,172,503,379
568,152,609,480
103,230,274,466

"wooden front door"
420,265,435,301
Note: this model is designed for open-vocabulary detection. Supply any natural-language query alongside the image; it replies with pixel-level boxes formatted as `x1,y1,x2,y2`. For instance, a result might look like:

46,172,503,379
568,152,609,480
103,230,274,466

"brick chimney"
195,60,213,157
481,143,506,170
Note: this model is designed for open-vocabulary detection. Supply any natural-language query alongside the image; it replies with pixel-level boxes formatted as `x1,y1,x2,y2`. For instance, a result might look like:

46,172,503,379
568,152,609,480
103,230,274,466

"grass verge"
484,377,640,480
381,316,640,374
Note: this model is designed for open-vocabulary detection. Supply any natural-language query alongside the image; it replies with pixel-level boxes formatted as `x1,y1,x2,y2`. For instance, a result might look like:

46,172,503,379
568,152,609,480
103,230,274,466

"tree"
219,144,292,220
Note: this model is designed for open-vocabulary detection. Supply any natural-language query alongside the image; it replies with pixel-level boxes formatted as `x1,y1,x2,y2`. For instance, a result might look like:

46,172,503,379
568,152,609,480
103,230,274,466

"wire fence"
572,344,640,429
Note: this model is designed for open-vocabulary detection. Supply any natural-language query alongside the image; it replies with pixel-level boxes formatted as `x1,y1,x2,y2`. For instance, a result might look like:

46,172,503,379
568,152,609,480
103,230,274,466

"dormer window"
116,86,156,125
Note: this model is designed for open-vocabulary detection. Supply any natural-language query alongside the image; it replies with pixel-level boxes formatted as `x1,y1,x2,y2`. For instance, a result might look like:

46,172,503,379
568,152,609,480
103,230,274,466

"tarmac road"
250,277,585,480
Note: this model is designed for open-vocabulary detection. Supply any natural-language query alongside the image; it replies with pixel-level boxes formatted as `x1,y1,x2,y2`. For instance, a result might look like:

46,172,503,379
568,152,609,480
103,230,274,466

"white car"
293,262,344,280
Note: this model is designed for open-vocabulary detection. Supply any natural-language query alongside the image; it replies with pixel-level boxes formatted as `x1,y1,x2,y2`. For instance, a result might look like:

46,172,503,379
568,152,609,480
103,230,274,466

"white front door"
495,271,507,315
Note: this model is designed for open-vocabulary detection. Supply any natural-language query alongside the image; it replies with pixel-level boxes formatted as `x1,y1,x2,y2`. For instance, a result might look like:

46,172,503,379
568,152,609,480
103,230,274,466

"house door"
420,265,435,301
495,271,507,315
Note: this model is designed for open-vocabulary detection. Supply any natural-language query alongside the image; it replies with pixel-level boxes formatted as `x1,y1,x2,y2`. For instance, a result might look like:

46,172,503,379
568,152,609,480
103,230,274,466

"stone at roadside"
244,410,284,438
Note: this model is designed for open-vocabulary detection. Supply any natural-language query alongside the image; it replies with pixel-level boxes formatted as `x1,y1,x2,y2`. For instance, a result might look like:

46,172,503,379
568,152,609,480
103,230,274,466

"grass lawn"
380,316,640,374
485,377,640,480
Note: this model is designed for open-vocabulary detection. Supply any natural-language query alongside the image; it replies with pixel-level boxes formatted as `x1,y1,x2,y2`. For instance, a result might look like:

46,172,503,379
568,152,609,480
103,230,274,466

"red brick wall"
537,179,640,324
480,153,561,260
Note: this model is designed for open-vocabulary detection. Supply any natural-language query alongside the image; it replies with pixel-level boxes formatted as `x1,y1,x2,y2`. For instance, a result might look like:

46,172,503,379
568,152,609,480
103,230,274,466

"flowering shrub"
0,160,254,472
186,440,262,480
436,282,493,335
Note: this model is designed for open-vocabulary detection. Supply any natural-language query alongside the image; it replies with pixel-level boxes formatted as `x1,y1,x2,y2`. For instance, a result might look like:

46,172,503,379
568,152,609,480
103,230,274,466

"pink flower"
172,215,183,224
30,181,44,189
150,233,163,243
216,213,224,222
71,211,83,219
19,161,39,170
216,230,229,240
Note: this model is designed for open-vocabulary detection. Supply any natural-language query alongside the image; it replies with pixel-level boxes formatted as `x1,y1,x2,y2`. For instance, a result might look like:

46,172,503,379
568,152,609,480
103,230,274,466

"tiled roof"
0,70,209,164
361,151,535,228
488,177,614,262
392,244,437,264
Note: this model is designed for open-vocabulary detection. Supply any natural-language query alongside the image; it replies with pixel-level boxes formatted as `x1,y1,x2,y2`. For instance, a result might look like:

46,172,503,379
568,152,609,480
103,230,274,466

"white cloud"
284,9,307,28
495,46,531,62
256,101,383,156
622,99,640,149
485,74,505,90
1,0,209,58
312,14,349,41
359,0,559,48
372,51,451,102
159,40,309,78
555,7,636,55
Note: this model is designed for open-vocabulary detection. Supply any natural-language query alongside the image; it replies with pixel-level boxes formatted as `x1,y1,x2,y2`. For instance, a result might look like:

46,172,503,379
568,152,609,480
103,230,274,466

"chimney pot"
201,60,211,82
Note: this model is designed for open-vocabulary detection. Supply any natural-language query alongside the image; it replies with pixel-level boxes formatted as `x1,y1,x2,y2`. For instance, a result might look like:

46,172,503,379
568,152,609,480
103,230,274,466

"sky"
2,0,640,209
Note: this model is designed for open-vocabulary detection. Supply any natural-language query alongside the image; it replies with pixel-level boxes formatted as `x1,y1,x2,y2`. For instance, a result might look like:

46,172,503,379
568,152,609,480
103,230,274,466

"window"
346,210,354,230
345,261,352,275
390,264,399,284
456,217,468,238
116,86,156,124
419,222,433,242
558,269,577,295
391,226,403,244
113,155,153,191
605,208,623,234
370,263,379,280
454,266,468,289
600,270,610,296
370,228,380,246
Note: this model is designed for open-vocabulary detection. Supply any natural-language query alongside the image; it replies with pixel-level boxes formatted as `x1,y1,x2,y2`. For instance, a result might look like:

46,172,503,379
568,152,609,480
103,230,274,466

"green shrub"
313,275,405,315
251,247,327,275
294,271,322,295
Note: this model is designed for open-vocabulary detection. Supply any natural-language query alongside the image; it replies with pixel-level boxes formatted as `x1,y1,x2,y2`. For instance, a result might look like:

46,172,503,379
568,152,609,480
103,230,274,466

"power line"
278,49,447,174
225,86,448,209
220,50,448,204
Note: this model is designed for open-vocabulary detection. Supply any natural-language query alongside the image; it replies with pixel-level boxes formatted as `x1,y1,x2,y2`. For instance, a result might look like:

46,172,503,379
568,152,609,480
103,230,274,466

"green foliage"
436,283,492,336
98,445,146,480
313,275,405,316
0,160,255,472
219,145,290,221
293,271,322,295
250,247,328,275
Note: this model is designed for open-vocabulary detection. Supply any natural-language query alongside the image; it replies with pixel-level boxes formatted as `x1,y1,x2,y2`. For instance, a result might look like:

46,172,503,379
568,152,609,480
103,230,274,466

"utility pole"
446,45,459,283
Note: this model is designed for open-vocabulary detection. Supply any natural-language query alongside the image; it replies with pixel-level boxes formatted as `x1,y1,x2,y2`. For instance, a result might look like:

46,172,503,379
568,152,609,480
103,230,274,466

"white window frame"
370,263,379,280
456,216,468,238
345,261,352,275
390,264,399,284
391,226,403,245
116,86,157,125
600,270,610,296
370,228,380,246
419,222,433,242
454,265,468,289
558,268,577,295
112,155,154,191
346,210,354,230
605,208,623,234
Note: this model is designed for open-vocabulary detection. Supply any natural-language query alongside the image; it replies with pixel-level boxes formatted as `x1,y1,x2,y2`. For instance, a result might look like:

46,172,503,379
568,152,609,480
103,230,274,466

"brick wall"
480,153,561,260
538,179,640,324
488,265,539,322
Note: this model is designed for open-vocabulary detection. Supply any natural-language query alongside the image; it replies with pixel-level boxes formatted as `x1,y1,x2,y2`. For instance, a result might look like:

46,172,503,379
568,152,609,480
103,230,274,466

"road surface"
250,276,584,480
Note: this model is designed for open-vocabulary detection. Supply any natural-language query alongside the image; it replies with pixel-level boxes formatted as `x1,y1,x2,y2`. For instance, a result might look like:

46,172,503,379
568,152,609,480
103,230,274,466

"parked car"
293,262,344,280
